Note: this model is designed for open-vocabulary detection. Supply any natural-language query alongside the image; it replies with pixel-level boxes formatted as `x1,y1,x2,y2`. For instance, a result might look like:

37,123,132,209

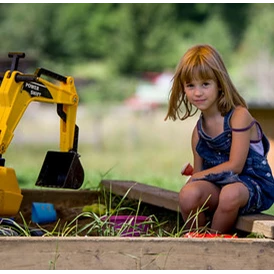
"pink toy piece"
101,215,150,237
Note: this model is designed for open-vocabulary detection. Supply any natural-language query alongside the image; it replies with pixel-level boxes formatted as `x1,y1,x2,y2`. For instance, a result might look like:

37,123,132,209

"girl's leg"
211,182,249,233
179,180,220,229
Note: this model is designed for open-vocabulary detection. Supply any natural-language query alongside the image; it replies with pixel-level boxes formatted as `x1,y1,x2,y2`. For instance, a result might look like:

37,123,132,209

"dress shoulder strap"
231,119,257,132
231,119,263,143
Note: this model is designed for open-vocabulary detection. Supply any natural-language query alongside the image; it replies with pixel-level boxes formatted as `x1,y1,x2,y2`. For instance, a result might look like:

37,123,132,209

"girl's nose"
194,86,203,96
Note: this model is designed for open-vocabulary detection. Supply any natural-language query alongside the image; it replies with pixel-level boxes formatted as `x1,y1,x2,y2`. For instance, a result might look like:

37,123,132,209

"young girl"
165,44,274,234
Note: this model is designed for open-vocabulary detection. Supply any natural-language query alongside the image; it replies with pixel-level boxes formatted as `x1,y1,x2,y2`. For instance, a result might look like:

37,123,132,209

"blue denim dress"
195,109,274,214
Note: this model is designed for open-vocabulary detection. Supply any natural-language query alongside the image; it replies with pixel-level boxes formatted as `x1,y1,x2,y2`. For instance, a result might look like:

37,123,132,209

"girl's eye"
185,83,193,88
203,82,210,87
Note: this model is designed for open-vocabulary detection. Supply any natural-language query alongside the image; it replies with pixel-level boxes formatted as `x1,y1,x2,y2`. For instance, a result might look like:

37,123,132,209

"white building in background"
125,72,173,111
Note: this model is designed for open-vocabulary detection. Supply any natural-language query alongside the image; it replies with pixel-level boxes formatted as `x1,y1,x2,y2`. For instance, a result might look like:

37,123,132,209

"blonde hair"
165,44,247,121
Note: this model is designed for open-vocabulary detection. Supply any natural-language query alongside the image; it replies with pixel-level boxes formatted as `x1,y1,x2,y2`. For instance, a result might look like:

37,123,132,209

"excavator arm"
0,53,84,215
0,66,79,155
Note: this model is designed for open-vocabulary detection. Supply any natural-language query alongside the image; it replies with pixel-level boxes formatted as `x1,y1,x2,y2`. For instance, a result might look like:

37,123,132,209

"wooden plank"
20,189,101,208
101,179,274,238
101,180,180,212
235,213,274,238
1,237,274,269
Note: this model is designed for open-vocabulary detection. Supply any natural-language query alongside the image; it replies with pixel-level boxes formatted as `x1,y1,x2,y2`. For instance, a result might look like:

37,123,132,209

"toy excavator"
0,52,84,216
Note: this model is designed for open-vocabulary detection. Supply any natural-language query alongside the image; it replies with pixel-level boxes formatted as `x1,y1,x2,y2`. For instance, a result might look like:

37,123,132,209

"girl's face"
183,78,219,113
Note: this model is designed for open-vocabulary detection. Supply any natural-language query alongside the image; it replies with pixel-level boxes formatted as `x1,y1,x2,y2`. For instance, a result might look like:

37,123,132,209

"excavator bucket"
35,151,84,189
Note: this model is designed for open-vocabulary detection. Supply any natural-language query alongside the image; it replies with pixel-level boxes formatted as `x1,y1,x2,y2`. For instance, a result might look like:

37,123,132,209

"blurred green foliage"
0,3,249,70
1,3,274,104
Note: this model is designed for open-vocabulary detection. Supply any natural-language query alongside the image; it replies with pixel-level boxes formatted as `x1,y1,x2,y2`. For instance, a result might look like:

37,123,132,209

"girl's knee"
179,184,203,213
218,183,249,212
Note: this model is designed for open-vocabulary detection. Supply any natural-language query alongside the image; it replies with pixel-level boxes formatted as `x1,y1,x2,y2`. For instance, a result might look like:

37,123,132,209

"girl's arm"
226,106,254,173
191,125,203,173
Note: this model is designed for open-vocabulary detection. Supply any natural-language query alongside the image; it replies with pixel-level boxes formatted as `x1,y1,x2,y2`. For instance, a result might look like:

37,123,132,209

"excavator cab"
0,52,85,215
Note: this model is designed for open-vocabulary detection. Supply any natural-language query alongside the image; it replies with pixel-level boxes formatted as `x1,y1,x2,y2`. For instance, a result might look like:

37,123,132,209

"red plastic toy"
181,162,194,176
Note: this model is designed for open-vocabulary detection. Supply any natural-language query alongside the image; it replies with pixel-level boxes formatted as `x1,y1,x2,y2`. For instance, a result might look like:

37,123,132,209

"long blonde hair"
165,44,247,121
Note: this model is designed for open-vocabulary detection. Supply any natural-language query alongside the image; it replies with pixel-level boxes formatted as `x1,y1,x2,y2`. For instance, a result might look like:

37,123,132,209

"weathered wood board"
1,237,274,270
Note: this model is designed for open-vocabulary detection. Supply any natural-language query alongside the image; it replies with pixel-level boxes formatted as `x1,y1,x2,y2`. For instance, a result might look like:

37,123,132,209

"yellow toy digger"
0,52,84,216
